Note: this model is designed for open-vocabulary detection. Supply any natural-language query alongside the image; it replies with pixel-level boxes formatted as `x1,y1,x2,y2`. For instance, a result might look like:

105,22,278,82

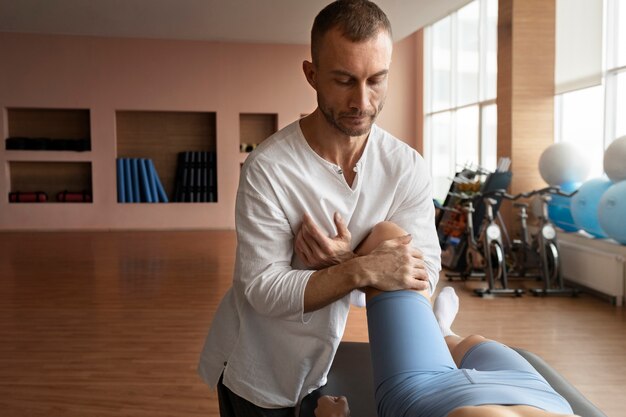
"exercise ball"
539,142,590,186
571,178,612,238
547,182,579,232
598,181,626,244
604,135,626,182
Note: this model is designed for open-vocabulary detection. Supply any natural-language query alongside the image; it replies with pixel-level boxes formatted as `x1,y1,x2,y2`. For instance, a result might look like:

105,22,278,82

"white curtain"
555,0,603,94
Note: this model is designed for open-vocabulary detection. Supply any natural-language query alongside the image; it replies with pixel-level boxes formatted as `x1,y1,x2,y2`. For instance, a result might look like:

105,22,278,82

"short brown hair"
311,0,392,63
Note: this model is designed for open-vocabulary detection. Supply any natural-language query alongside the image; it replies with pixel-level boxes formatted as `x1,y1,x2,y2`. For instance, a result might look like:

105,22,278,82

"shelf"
9,161,92,203
4,108,93,204
4,150,92,162
116,111,217,202
239,113,277,151
6,108,91,150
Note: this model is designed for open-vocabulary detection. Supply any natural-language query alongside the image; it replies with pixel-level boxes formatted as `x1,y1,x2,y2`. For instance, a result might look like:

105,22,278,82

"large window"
616,71,626,138
424,0,498,201
555,0,625,178
555,86,605,176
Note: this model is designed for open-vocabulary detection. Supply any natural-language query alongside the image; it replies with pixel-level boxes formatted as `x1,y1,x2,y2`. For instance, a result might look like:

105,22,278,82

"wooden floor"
0,231,624,417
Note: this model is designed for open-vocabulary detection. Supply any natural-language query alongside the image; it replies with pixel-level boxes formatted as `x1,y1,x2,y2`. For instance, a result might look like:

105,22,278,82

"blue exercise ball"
547,182,579,232
571,178,612,238
598,181,626,244
559,182,579,194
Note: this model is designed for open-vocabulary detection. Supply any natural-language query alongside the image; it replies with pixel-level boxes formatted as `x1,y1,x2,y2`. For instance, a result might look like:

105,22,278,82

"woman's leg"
365,288,456,368
359,222,458,417
360,230,514,373
358,226,475,366
355,221,430,301
357,222,470,369
359,226,559,415
446,334,491,367
355,221,406,256
357,223,482,368
433,288,543,375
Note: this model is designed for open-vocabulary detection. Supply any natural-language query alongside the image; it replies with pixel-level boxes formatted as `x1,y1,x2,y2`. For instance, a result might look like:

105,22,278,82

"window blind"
555,0,603,94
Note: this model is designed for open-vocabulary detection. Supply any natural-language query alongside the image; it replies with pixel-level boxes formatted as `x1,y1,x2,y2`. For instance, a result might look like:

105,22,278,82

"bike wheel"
545,242,560,288
489,241,505,288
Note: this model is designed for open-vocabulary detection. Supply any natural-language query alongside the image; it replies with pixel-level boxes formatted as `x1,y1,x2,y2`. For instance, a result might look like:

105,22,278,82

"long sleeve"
386,154,442,294
234,175,314,323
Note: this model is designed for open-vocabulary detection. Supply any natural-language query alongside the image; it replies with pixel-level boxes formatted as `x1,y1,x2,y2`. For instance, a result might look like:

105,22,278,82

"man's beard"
318,95,384,137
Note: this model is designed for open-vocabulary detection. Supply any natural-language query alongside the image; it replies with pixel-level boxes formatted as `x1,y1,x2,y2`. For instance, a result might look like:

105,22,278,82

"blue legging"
366,291,573,417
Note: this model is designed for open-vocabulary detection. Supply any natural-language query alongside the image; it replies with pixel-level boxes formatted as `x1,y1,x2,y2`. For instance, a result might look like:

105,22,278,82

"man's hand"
295,212,355,269
314,395,350,417
362,234,429,292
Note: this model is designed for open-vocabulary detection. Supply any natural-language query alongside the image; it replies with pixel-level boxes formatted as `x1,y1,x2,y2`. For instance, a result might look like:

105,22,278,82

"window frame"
555,0,626,159
424,0,498,200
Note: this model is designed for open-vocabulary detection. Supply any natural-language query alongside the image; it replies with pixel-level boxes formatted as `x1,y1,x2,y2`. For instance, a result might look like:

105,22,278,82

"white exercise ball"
538,142,590,186
604,135,626,182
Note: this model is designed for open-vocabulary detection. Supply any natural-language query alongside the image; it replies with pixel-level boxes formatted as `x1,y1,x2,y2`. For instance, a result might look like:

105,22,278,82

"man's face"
312,28,392,137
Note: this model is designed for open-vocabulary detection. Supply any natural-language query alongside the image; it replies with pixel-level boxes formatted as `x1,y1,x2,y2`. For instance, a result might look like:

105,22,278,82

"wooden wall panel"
497,0,556,231
8,108,90,140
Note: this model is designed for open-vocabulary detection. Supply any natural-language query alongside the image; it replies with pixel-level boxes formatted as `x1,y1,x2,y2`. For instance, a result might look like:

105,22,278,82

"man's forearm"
303,234,430,313
303,256,368,313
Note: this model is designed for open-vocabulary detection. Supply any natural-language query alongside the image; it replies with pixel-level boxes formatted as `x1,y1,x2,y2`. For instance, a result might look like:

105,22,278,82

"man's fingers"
401,266,428,287
334,212,350,238
318,395,335,404
294,231,307,261
412,266,429,280
409,247,424,259
386,233,412,245
303,213,331,246
410,279,429,291
409,258,426,270
296,229,314,264
409,266,429,290
336,396,348,405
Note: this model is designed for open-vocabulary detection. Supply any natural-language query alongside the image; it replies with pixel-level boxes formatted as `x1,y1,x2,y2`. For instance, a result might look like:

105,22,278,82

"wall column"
497,0,555,229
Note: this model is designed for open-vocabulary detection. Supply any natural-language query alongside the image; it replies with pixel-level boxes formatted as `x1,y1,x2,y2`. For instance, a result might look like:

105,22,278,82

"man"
197,1,441,415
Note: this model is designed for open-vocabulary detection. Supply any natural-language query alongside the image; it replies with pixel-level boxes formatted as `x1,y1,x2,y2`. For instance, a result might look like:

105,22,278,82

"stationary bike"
507,200,541,279
446,191,524,297
502,187,579,297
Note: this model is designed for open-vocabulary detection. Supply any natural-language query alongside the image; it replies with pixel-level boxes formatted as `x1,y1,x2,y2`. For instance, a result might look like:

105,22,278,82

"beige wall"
379,31,420,149
0,31,420,230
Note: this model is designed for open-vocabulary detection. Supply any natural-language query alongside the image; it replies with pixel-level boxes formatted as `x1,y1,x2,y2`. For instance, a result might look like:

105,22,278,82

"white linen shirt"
197,120,441,408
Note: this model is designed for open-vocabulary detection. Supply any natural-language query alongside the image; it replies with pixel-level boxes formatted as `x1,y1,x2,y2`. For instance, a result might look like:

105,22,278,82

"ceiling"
0,0,471,44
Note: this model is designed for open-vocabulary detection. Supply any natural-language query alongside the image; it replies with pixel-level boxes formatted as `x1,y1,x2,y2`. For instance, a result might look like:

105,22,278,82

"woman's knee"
370,221,407,241
356,221,407,256
451,334,488,365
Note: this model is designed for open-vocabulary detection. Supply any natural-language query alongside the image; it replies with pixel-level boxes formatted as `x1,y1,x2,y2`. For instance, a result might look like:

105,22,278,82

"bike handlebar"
450,186,578,202
516,186,578,199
